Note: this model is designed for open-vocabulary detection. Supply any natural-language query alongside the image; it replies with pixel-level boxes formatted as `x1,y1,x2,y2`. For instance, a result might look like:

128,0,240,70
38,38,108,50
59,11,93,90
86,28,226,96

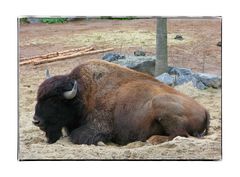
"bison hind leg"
70,125,112,145
146,132,189,145
146,135,170,145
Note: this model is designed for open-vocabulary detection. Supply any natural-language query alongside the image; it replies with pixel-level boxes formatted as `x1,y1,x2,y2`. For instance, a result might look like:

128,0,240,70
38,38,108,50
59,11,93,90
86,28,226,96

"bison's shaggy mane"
37,76,77,101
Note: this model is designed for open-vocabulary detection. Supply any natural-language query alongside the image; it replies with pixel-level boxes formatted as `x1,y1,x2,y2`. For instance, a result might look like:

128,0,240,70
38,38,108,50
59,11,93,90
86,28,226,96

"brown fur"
67,59,209,145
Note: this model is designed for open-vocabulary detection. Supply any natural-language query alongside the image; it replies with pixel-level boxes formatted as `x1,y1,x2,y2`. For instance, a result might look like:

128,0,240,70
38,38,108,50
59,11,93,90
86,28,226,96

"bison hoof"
47,138,58,144
97,141,106,146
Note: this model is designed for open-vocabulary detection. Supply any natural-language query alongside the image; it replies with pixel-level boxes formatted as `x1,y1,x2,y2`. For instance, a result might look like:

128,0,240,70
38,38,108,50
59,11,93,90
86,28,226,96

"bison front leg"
70,125,112,145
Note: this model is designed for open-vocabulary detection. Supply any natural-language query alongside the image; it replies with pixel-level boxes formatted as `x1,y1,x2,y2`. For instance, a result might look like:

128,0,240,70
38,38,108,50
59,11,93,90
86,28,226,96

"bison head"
33,74,83,144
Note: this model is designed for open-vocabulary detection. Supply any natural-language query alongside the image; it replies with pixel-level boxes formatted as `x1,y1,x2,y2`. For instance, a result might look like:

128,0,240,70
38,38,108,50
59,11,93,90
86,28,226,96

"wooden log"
20,51,60,61
58,46,94,54
19,47,94,66
19,60,35,66
20,46,94,61
33,48,114,65
41,53,59,59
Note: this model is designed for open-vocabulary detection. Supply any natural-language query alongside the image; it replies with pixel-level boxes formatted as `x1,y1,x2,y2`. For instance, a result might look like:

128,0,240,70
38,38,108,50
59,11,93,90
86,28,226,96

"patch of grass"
40,18,67,24
20,30,194,49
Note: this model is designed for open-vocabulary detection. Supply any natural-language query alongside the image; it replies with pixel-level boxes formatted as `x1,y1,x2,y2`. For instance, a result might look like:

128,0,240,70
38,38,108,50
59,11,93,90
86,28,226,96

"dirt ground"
18,18,221,160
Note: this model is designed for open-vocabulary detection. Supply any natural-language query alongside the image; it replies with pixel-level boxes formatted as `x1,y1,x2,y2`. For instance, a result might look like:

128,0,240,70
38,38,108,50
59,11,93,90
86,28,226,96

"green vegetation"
19,18,29,24
40,18,67,24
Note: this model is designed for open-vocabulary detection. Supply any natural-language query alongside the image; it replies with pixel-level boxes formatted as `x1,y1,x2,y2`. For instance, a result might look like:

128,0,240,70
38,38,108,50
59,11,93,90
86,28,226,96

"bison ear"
63,80,78,99
45,69,51,79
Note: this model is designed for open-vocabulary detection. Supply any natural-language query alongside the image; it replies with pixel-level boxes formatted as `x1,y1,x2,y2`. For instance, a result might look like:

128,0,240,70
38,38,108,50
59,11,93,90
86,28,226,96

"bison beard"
33,59,210,145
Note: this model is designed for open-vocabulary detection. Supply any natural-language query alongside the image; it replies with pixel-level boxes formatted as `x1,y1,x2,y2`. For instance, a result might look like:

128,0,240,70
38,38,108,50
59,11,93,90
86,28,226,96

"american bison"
33,59,210,145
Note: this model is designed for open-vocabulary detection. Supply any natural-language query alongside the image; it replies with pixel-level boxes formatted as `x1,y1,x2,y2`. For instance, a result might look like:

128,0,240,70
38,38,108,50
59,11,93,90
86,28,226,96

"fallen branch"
58,46,94,54
33,48,114,65
19,47,94,66
20,46,94,62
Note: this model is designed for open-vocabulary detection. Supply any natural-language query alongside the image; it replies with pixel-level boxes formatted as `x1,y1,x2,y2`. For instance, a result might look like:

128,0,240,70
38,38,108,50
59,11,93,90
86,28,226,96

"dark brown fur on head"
37,75,75,101
34,75,84,143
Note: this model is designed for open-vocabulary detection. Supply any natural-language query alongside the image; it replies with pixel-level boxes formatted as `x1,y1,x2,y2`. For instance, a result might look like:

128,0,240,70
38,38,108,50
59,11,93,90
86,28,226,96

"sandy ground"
18,18,221,160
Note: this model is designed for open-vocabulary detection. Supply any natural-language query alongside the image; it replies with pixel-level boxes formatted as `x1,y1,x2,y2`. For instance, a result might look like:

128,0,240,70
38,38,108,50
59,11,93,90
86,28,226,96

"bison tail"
203,110,210,136
193,110,210,138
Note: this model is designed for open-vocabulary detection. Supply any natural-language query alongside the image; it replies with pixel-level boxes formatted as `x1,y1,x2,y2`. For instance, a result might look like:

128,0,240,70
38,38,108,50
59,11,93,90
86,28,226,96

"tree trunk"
155,17,168,76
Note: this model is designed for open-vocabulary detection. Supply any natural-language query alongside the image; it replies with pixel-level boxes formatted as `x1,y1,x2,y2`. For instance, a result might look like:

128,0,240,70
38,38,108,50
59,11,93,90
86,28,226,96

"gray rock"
175,74,193,85
102,53,125,62
27,18,41,24
155,73,175,86
113,56,156,75
174,35,184,40
192,77,207,90
112,58,221,90
167,67,193,85
168,67,192,76
217,41,222,47
193,73,221,88
134,50,146,56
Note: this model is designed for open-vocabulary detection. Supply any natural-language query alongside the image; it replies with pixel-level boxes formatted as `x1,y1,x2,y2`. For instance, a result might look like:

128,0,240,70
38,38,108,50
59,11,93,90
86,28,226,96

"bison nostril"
32,120,40,125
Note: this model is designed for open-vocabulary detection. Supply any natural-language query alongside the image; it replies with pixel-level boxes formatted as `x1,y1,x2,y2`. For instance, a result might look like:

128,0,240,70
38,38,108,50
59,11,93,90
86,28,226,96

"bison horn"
45,69,51,79
63,80,78,99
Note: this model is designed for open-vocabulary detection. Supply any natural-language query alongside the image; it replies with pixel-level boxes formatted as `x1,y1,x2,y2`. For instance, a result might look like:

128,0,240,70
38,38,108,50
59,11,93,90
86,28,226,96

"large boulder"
155,73,175,86
193,73,221,88
168,67,193,76
192,77,207,90
168,67,193,86
175,75,193,85
113,56,156,75
167,67,221,89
